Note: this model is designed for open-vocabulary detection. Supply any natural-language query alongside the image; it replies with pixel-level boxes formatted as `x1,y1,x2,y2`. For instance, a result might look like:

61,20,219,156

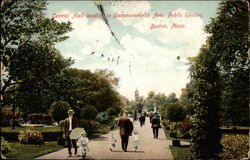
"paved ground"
37,117,174,159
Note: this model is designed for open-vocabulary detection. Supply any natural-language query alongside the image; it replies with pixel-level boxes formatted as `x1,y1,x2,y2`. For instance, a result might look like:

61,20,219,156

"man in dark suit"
151,112,161,139
63,109,78,157
118,111,134,152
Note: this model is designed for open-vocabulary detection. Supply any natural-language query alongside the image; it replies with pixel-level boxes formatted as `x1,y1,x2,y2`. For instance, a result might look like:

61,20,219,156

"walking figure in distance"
151,112,161,139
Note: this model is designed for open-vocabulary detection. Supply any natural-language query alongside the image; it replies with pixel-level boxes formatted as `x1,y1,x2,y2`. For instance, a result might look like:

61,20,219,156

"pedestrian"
132,130,140,152
78,132,89,159
151,112,161,139
139,113,145,127
109,132,116,151
117,111,134,152
63,109,78,157
149,112,154,122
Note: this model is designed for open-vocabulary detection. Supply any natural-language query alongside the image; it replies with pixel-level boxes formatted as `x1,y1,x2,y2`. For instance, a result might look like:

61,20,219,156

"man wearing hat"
117,110,134,152
151,112,161,139
63,109,78,157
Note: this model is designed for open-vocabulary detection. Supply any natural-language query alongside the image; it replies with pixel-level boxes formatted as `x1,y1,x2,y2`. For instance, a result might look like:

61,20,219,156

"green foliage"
189,46,222,159
1,136,12,154
178,118,192,139
166,103,186,123
18,130,43,145
95,112,109,124
1,0,73,114
219,134,249,159
205,0,249,126
188,0,248,158
80,105,98,120
169,131,177,138
49,101,70,123
27,113,53,125
78,120,100,135
106,107,117,117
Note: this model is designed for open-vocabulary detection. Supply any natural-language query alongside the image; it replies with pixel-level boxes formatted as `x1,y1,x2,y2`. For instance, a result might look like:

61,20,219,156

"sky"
45,1,220,100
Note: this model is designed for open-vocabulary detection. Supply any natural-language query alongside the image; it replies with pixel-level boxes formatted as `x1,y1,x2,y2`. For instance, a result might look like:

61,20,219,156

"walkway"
37,117,174,159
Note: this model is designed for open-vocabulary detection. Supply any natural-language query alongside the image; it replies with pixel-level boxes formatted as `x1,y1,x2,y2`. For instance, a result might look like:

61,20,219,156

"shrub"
18,129,43,144
78,119,100,135
1,136,12,154
49,101,70,124
80,105,98,120
27,113,53,125
170,131,177,138
178,118,192,139
106,107,117,117
95,112,109,124
219,134,249,159
1,107,22,127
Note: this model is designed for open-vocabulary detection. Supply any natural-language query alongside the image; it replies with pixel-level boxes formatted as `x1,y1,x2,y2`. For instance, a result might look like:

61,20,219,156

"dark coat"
151,116,161,128
64,117,78,136
118,116,134,136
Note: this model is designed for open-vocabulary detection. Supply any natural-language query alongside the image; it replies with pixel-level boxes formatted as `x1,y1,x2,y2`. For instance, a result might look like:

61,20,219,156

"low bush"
219,134,249,159
1,136,12,154
78,119,101,135
18,130,43,144
95,112,109,124
80,105,98,120
170,131,177,138
1,107,22,127
27,113,53,125
106,107,117,117
178,118,192,139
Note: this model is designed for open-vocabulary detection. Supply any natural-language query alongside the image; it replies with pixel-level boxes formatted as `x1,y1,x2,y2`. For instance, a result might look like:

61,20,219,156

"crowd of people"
63,109,161,159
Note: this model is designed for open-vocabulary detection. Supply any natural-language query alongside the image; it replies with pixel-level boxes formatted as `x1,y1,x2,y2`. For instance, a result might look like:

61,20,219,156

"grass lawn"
3,141,64,159
88,124,111,139
162,124,192,159
2,126,61,132
170,145,192,160
3,124,111,159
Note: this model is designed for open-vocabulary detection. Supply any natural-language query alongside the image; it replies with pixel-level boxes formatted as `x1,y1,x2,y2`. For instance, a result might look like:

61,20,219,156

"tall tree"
1,0,73,109
189,46,222,159
205,0,249,125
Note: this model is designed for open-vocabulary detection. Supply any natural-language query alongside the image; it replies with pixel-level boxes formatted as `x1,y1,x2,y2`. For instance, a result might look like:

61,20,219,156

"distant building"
135,89,139,101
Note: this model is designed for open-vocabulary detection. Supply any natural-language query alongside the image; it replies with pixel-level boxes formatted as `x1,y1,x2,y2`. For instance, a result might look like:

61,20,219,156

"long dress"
132,133,140,149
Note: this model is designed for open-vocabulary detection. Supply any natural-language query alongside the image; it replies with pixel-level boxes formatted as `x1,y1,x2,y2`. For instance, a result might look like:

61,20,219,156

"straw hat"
68,109,74,114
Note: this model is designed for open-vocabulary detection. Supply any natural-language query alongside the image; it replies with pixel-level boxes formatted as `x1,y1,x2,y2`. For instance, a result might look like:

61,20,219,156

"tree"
188,0,248,158
189,46,222,159
179,88,194,116
49,101,70,124
205,0,249,126
166,103,186,139
1,0,72,109
81,105,98,120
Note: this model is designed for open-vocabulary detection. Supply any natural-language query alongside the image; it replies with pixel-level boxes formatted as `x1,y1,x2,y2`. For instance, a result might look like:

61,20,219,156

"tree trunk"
12,107,15,129
175,122,178,140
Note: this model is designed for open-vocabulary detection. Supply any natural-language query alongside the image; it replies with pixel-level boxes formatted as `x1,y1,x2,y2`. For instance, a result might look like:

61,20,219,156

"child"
132,130,140,152
109,132,116,151
78,132,89,159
